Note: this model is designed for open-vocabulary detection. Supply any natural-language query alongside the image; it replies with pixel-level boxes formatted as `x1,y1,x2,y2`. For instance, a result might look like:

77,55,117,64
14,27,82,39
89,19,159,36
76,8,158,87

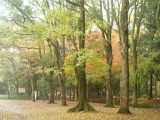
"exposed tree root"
117,108,131,114
61,103,68,106
104,103,114,108
48,101,56,104
67,104,96,112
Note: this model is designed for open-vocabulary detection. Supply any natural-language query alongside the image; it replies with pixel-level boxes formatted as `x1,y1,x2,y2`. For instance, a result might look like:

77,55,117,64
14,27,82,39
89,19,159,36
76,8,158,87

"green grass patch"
0,94,8,99
0,94,31,100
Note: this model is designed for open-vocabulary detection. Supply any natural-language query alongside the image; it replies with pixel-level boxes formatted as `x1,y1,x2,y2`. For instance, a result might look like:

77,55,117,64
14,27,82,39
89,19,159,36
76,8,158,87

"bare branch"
65,0,79,6
11,19,26,28
12,45,39,50
30,16,47,23
8,0,34,24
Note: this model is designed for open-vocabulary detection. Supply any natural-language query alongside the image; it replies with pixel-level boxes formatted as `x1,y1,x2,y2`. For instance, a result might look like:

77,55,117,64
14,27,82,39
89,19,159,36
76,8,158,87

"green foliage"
86,50,109,81
64,54,75,77
112,71,120,96
39,55,55,67
134,52,160,86
45,9,79,37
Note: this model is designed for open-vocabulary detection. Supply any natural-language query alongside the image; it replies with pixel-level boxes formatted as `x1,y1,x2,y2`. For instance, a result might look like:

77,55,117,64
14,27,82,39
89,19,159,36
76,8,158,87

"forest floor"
0,99,160,120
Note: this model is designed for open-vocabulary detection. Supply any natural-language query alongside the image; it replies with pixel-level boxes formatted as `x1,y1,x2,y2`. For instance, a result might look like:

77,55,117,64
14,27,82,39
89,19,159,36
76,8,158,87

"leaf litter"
0,100,160,120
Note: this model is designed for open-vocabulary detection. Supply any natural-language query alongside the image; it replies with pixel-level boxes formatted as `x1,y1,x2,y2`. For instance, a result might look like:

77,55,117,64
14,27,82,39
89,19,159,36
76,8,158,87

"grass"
0,94,8,99
0,94,31,100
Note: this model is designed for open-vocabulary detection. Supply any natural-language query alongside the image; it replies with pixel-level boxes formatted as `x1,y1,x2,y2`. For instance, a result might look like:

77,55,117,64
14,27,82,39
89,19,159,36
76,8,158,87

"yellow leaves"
86,50,109,80
64,54,75,77
44,9,79,38
1,100,160,120
45,9,77,25
87,20,109,31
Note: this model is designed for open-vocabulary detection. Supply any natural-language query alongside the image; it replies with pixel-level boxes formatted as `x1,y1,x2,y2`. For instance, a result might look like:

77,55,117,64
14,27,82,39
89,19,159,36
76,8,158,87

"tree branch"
12,45,39,50
8,0,34,24
65,0,79,6
11,19,26,28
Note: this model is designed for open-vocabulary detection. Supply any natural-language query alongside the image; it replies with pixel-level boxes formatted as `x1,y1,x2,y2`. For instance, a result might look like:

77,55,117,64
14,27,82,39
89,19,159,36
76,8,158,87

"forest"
0,0,160,115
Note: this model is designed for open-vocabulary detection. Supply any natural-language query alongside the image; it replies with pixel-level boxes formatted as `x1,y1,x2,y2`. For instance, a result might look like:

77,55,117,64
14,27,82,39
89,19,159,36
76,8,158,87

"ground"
0,100,160,120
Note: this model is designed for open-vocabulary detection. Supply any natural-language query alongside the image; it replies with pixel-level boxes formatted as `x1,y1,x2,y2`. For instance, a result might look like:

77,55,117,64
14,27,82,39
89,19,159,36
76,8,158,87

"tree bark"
117,0,131,114
47,39,55,104
53,40,67,106
156,1,160,32
99,0,114,108
30,76,37,102
149,74,153,99
68,0,95,112
48,70,55,103
154,74,158,107
131,0,145,106
132,39,138,106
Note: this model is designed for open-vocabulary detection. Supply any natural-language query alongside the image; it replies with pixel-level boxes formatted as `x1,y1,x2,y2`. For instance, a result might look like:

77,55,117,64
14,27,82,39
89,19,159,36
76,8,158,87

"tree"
140,0,159,99
117,0,131,114
99,0,114,108
130,0,146,106
156,0,160,31
66,0,95,112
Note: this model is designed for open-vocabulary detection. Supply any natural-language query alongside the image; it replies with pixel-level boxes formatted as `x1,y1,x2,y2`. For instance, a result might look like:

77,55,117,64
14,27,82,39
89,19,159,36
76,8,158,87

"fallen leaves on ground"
0,100,160,120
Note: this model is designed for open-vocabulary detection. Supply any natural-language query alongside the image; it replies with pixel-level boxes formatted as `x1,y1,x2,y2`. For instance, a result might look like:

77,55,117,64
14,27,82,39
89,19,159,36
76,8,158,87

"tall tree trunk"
74,85,78,101
53,40,67,106
61,69,67,106
154,74,158,107
102,31,113,107
73,57,79,101
48,70,55,103
118,0,131,114
132,38,138,105
30,77,37,102
149,74,153,99
16,79,19,95
99,0,113,108
132,83,137,105
27,78,31,96
68,0,95,112
132,0,145,106
47,39,55,104
156,1,160,32
131,0,137,106
8,82,11,99
61,36,67,106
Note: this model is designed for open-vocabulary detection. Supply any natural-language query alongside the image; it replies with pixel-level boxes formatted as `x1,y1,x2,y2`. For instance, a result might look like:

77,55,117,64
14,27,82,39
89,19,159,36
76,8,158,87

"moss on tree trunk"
68,65,95,112
67,0,95,112
118,108,131,114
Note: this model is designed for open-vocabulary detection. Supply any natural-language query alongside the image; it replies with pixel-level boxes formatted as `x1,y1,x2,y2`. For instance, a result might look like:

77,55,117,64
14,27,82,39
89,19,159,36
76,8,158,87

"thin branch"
11,19,26,28
15,32,33,35
8,0,34,24
65,0,79,6
30,16,47,23
11,45,39,50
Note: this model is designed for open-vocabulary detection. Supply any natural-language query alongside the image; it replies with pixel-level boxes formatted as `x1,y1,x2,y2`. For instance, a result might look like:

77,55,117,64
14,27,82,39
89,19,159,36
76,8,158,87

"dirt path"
0,100,29,120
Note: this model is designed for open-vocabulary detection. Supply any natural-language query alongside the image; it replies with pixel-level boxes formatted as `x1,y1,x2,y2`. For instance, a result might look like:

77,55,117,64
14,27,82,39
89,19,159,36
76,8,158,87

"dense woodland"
0,0,160,114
